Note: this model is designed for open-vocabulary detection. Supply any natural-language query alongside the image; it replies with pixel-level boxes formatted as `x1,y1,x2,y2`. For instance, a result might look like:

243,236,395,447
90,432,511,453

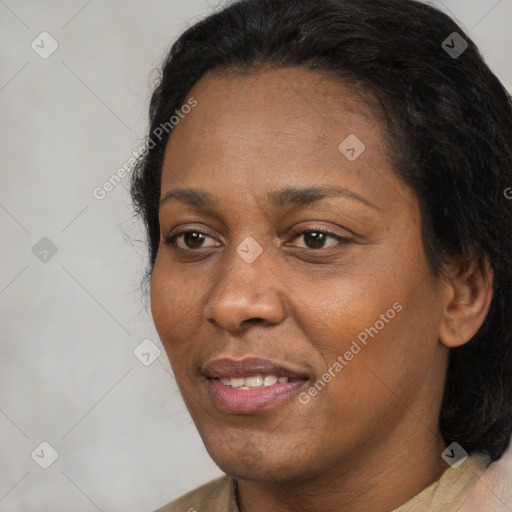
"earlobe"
439,257,494,348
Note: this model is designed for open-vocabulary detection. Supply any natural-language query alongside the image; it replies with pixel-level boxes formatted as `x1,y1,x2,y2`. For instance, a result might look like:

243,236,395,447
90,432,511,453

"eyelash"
163,227,351,251
288,227,350,246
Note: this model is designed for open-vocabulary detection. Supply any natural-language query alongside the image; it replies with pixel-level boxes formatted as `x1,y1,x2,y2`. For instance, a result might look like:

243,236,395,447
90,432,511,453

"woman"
130,0,512,510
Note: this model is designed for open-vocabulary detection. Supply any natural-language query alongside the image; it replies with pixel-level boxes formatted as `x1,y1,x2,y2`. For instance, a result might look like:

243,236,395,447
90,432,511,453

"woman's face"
151,67,450,481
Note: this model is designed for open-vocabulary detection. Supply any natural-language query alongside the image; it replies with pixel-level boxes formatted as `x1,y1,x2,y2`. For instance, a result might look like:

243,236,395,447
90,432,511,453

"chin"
199,427,317,482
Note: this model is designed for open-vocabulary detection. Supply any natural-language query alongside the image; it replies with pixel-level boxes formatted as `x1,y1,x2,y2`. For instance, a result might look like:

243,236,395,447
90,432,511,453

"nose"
204,244,288,333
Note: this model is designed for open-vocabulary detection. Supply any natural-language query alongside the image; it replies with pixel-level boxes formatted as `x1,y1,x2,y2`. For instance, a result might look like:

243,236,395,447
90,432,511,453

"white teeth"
218,374,289,389
230,378,245,388
244,375,263,388
263,375,278,386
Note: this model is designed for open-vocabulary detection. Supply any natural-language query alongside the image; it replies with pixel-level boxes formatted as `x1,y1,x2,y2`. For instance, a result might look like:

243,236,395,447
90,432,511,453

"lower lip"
206,378,307,413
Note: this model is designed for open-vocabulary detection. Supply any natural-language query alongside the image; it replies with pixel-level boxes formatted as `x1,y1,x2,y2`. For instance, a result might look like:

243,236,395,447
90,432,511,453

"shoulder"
395,452,491,511
152,475,237,512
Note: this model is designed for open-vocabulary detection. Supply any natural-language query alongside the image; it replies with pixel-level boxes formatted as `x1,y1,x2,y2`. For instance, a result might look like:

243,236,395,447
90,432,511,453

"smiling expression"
150,66,450,482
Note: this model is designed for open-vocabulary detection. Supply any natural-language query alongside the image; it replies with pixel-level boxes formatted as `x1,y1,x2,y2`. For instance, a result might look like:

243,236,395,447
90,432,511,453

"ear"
439,256,494,348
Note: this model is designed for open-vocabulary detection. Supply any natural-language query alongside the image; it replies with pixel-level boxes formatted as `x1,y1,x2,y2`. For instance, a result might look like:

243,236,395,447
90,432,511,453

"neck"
236,429,447,512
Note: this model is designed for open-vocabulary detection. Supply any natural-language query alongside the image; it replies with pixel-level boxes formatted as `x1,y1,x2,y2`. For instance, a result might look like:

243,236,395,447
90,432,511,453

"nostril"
243,317,265,324
239,318,268,329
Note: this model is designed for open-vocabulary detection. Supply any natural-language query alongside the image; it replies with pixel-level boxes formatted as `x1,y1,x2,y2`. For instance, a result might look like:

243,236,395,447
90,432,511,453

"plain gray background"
1,1,511,511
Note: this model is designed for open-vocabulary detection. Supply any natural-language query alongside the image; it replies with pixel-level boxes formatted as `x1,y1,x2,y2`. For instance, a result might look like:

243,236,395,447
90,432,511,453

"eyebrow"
159,185,380,211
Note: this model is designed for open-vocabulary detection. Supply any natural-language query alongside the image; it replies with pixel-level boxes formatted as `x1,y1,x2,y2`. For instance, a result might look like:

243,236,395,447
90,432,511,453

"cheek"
150,256,172,337
151,253,200,320
150,254,217,387
326,281,444,427
304,243,443,407
150,256,192,360
302,303,439,451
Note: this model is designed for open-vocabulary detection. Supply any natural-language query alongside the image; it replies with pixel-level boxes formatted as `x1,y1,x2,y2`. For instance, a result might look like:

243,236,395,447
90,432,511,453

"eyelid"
286,226,352,246
163,226,352,253
163,227,220,248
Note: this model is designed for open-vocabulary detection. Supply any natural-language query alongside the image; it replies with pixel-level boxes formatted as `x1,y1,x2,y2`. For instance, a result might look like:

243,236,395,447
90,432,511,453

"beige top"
154,453,490,512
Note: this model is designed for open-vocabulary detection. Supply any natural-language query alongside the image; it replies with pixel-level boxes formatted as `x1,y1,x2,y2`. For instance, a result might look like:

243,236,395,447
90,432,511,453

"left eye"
288,229,349,250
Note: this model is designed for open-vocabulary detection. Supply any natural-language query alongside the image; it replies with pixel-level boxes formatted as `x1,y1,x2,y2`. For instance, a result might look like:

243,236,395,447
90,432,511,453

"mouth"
216,374,295,389
203,357,309,413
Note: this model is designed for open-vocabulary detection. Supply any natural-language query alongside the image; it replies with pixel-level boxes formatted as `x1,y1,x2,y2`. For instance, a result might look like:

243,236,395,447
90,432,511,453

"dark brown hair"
131,0,512,460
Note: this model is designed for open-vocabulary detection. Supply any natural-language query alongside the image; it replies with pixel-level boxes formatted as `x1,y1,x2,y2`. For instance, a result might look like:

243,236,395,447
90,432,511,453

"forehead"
161,66,397,207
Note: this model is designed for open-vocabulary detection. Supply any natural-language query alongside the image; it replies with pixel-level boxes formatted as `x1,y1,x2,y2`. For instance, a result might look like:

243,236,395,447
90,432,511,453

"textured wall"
1,1,511,511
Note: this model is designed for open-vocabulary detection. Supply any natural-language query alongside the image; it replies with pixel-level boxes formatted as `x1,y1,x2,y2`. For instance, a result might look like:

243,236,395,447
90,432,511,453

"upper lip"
203,357,309,380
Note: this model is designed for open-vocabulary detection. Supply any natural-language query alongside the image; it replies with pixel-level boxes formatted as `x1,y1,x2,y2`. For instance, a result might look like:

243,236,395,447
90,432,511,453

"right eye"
163,229,220,250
